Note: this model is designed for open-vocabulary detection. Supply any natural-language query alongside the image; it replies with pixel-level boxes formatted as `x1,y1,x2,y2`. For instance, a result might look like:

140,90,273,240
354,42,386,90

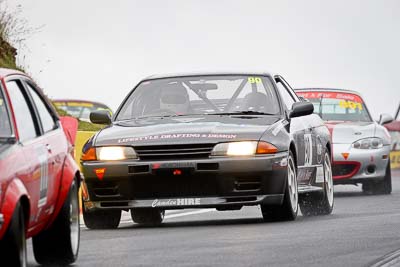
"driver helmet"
159,83,190,114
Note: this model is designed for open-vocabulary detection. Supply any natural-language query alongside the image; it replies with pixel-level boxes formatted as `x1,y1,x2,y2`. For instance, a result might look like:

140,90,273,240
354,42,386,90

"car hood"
325,121,376,144
94,115,281,146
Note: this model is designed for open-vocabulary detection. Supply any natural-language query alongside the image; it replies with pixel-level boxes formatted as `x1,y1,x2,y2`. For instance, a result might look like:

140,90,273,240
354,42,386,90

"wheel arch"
289,141,297,166
325,140,332,161
326,141,331,155
44,153,80,230
19,195,30,230
0,178,30,238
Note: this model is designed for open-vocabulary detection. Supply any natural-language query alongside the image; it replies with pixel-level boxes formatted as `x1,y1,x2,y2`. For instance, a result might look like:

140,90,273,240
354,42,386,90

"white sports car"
296,88,393,194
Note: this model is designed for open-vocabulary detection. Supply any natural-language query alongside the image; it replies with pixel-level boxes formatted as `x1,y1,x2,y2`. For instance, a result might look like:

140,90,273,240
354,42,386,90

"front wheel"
300,151,334,216
33,178,80,265
83,207,121,229
131,208,165,226
261,151,298,222
0,202,26,267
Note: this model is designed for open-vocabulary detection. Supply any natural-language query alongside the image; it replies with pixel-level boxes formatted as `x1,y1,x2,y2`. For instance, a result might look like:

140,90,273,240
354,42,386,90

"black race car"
80,72,333,228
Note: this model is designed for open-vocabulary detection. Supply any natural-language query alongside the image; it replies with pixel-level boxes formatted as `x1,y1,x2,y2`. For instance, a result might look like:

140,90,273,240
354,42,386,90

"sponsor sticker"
297,92,363,103
118,133,237,143
67,102,94,107
153,162,196,169
152,198,201,207
270,120,289,136
339,100,363,110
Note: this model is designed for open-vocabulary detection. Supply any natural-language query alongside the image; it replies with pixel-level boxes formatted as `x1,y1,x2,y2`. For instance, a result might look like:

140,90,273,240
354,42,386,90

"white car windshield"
297,91,372,122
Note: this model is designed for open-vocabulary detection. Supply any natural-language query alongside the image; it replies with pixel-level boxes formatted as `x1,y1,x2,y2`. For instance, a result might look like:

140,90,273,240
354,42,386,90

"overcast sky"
6,0,400,118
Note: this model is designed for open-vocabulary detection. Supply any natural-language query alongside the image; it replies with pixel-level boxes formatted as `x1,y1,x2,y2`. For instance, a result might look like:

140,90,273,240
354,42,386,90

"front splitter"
84,194,284,210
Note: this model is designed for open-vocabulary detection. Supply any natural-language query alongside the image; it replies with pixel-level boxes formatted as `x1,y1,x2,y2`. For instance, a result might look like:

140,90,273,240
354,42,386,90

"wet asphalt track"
27,170,400,267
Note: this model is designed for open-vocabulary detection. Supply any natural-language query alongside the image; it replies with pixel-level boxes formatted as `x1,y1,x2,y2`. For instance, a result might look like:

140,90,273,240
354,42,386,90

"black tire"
131,208,165,225
83,207,121,229
261,151,298,222
0,202,26,267
362,162,392,195
33,178,80,265
300,151,334,216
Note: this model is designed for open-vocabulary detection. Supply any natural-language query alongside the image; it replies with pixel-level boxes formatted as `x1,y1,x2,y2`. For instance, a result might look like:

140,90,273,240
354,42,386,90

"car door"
5,78,46,227
21,79,67,221
275,76,316,185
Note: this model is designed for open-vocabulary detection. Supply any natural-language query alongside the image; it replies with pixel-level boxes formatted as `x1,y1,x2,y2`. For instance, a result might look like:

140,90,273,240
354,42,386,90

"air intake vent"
135,144,214,160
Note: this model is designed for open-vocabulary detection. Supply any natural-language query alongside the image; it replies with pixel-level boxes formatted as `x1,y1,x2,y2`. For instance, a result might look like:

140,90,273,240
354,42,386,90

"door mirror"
379,113,393,125
289,102,314,118
90,110,111,125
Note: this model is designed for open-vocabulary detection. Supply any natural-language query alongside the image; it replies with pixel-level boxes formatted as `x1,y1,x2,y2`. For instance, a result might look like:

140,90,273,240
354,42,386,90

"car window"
279,77,300,102
6,80,38,142
26,82,57,133
0,86,12,137
276,80,295,110
53,101,112,121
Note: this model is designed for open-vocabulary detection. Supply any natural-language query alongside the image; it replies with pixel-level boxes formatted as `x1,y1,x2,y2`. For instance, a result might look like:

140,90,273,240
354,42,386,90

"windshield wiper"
207,111,275,116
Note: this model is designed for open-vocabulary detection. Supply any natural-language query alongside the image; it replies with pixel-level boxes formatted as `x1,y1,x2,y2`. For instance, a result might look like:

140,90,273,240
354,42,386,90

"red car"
0,68,81,266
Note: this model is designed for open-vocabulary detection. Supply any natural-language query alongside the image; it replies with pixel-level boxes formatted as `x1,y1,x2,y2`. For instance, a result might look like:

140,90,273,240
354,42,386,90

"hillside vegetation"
0,1,24,70
0,4,103,131
0,36,18,69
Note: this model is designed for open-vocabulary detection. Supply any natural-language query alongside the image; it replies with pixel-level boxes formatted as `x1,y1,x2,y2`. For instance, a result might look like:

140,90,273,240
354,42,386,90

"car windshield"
54,101,112,121
0,89,12,138
297,91,372,122
116,75,280,121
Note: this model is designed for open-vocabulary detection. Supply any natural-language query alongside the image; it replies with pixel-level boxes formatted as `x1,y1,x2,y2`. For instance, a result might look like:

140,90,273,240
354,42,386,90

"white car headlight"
211,141,277,156
96,146,137,160
352,137,383,149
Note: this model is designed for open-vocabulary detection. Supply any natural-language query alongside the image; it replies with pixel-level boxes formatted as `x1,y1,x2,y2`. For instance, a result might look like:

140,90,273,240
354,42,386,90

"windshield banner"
297,92,363,103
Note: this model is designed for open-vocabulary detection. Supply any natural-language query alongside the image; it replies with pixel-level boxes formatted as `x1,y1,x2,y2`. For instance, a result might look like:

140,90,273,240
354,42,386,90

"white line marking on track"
369,248,400,267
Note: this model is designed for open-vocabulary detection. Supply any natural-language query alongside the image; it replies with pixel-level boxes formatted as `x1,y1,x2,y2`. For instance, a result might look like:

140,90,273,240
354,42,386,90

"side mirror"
90,110,111,125
379,113,393,125
289,102,314,118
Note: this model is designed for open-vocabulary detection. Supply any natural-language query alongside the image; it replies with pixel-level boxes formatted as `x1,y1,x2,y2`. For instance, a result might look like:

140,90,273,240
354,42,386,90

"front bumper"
332,144,390,183
81,152,288,210
84,195,283,210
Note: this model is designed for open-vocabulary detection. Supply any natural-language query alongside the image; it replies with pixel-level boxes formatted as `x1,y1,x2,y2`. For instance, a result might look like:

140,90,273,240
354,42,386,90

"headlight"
211,141,277,156
351,138,383,149
81,146,137,161
97,146,137,160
